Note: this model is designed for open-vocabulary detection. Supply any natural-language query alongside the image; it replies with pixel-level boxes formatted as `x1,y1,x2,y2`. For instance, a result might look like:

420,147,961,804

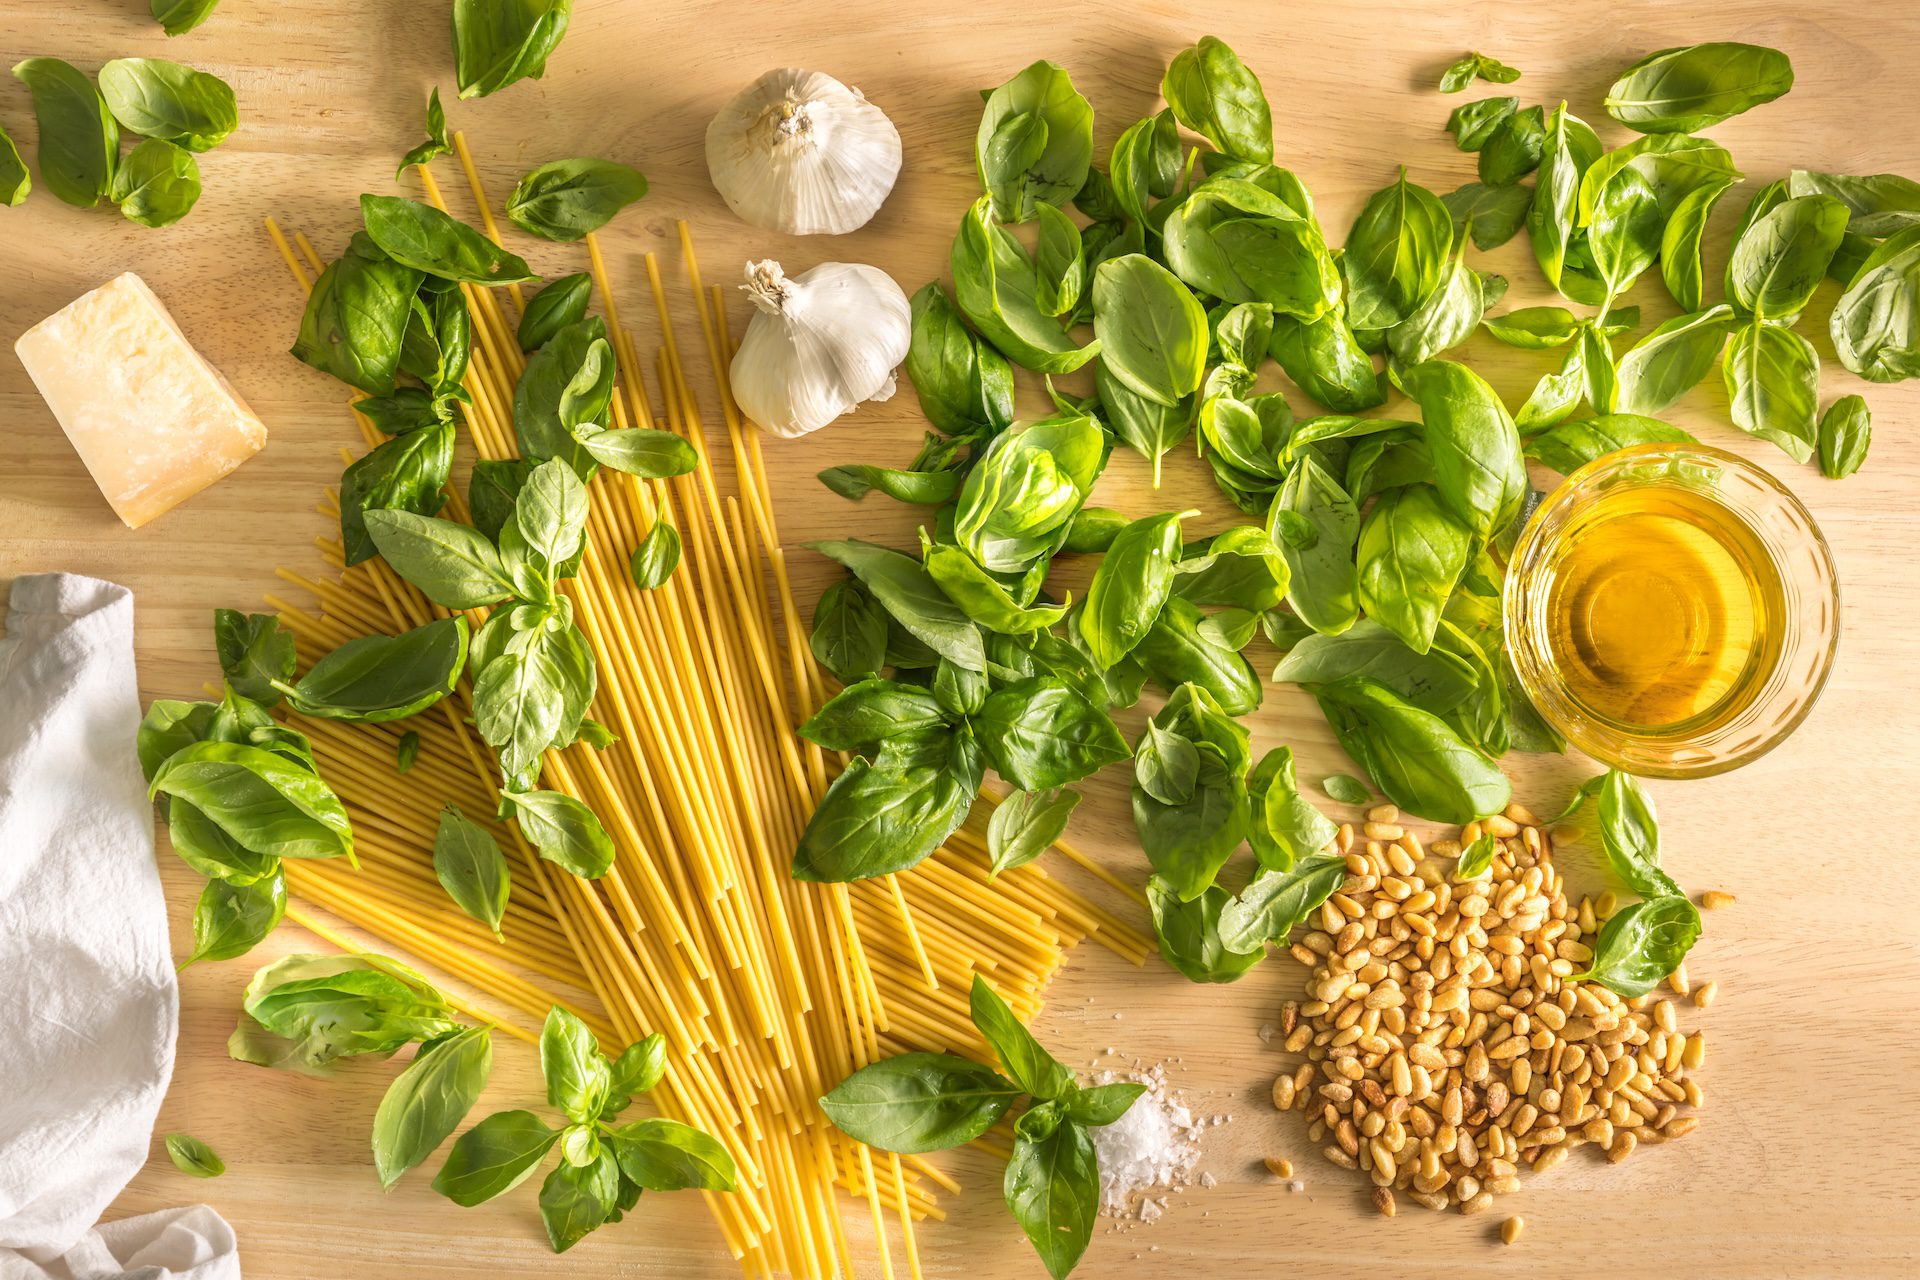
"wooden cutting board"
3,1,1918,1276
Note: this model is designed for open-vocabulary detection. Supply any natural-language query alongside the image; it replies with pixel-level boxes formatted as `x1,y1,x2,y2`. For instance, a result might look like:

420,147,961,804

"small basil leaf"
608,1118,738,1192
397,86,451,177
628,520,681,589
1216,853,1345,953
184,868,288,967
1322,773,1371,805
986,787,1081,876
432,1110,560,1206
507,790,615,879
214,610,295,706
819,1052,1020,1153
1004,1120,1099,1280
12,58,117,207
164,1133,225,1178
518,273,595,352
1817,395,1871,479
432,804,511,939
371,1025,493,1189
361,193,537,285
506,157,648,242
1604,42,1794,134
108,138,201,227
97,56,237,152
1574,896,1702,997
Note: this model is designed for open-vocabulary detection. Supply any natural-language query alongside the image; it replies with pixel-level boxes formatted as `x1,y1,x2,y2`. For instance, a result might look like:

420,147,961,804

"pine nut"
1264,1157,1293,1178
1501,1215,1526,1244
1693,980,1719,1010
1371,1186,1397,1217
1699,890,1736,910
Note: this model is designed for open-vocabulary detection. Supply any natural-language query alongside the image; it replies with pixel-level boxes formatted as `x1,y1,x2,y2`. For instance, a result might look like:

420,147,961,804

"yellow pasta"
258,132,1150,1277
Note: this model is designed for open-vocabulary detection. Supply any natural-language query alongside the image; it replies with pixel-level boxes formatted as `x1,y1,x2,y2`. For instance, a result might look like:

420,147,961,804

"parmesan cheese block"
15,273,267,529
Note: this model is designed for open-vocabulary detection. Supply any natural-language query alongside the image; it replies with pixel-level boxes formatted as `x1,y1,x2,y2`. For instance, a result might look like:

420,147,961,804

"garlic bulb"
730,260,911,438
706,69,902,235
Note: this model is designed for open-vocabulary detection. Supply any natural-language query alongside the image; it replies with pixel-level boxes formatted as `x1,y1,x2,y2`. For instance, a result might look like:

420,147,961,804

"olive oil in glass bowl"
1504,444,1839,778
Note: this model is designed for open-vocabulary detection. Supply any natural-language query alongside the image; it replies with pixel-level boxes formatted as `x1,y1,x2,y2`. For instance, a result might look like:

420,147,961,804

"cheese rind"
15,272,267,529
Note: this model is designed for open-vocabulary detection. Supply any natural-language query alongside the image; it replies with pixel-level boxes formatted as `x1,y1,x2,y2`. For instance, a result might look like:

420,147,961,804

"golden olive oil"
1541,484,1786,734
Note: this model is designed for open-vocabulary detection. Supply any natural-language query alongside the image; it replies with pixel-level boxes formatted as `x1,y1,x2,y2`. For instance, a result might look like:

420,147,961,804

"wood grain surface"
3,2,1918,1277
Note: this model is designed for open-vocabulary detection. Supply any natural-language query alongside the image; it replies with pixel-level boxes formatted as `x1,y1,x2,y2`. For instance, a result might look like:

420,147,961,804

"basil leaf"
539,1005,610,1123
108,138,201,227
1247,745,1337,871
1269,455,1360,635
1524,413,1694,475
1527,105,1602,298
433,1110,560,1206
1033,202,1086,317
1135,722,1199,806
810,539,985,672
1163,177,1342,323
1439,52,1521,93
240,953,462,1066
185,868,287,966
1446,96,1517,152
365,510,518,609
151,0,222,36
1442,181,1532,251
1092,255,1209,408
1217,853,1345,953
292,233,422,396
1267,310,1384,413
1661,176,1739,311
150,741,352,860
1478,106,1545,186
905,283,1015,437
1,125,28,205
820,1052,1020,1153
97,57,236,152
507,789,615,879
1322,773,1371,804
1095,363,1192,484
518,273,594,352
577,426,697,479
976,60,1094,223
1790,169,1920,237
1817,394,1872,479
1342,169,1453,331
1133,596,1263,715
400,287,473,396
952,196,1100,373
1574,896,1702,997
432,804,511,939
970,975,1074,1100
607,1118,737,1192
1604,42,1793,134
1386,236,1484,368
1109,110,1180,225
285,616,468,723
1148,877,1263,983
1063,1082,1145,1128
1615,306,1733,416
538,1149,617,1253
819,464,960,507
164,1133,225,1178
986,787,1079,876
1004,1116,1099,1280
339,425,455,566
1273,618,1480,713
1584,164,1662,304
372,1025,493,1188
923,543,1069,636
1315,677,1510,824
975,677,1127,791
1396,358,1526,540
512,457,588,573
1162,36,1273,162
791,740,982,882
214,610,294,706
398,87,451,176
1081,511,1184,668
1829,225,1920,383
354,387,445,436
1723,320,1819,462
627,520,681,589
809,580,888,685
171,797,277,885
506,157,648,241
608,1033,666,1099
12,58,118,207
1355,485,1471,656
1728,194,1848,321
361,194,536,285
1131,688,1249,901
451,0,573,100
1596,770,1683,900
1482,305,1584,349
800,679,948,753
1454,832,1498,880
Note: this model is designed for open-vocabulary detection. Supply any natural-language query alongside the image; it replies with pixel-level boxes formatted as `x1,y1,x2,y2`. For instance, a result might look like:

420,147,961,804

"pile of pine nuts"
1268,804,1712,1226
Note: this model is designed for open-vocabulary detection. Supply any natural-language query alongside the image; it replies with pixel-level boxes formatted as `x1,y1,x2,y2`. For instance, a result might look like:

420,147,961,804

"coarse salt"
1088,1065,1220,1220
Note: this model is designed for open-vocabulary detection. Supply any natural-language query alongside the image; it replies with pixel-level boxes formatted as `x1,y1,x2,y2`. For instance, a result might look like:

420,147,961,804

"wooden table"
4,1,1918,1276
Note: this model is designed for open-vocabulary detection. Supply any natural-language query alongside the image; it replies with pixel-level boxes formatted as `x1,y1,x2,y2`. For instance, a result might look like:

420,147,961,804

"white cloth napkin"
0,574,240,1280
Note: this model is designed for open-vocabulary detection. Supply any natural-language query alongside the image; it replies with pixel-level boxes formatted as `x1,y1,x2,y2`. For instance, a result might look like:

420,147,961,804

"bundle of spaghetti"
259,131,1152,1278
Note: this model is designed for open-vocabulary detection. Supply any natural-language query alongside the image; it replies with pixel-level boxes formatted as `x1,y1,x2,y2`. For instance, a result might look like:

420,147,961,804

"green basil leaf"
1583,164,1663,303
353,387,445,436
432,804,511,939
1357,483,1473,656
1604,42,1793,134
1092,255,1209,408
1197,607,1260,652
1132,596,1263,715
372,1025,493,1189
1482,305,1584,348
1243,745,1333,872
451,0,573,100
904,283,1016,437
97,57,236,152
1661,176,1739,311
1004,1121,1099,1280
819,464,960,507
433,1110,560,1206
791,744,981,883
1829,225,1920,383
292,233,422,396
1478,106,1545,186
1267,309,1384,413
577,426,698,479
1081,511,1184,668
1314,677,1510,824
1063,1082,1145,1128
809,580,888,685
540,1005,610,1123
801,679,948,753
1524,413,1694,475
1454,832,1498,880
976,60,1094,223
1574,896,1702,997
518,273,594,352
1135,721,1200,807
1396,358,1526,540
1322,773,1371,804
627,519,681,589
1446,96,1517,151
923,543,1069,636
1217,852,1345,953
164,1133,225,1178
1162,36,1273,163
1269,455,1360,635
1817,394,1872,479
185,868,287,966
951,195,1099,373
1034,202,1086,318
810,539,985,673
537,1149,617,1253
1790,169,1920,237
12,58,117,206
952,409,1103,571
0,124,28,205
970,974,1073,1100
1441,181,1532,251
1729,194,1849,320
608,1117,737,1192
1109,110,1180,224
1095,364,1192,484
339,425,455,566
1273,618,1480,712
214,610,294,706
1342,169,1453,331
286,615,468,723
1596,770,1683,900
1148,877,1264,983
607,1033,666,1100
1131,688,1248,901
1439,52,1521,92
399,287,473,396
151,0,222,36
361,194,537,285
1527,105,1602,297
364,509,518,608
106,138,201,227
985,786,1078,878
240,953,462,1067
1615,306,1734,416
1724,320,1819,462
513,457,588,572
507,790,615,879
820,1053,1020,1153
150,742,352,861
506,157,647,242
975,677,1127,791
397,86,451,177
1386,236,1483,368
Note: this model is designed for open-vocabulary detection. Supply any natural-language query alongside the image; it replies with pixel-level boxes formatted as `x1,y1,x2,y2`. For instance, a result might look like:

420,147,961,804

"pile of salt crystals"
1088,1063,1225,1224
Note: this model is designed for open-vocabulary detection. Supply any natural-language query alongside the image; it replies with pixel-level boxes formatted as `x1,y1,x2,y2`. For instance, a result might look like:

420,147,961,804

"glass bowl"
1503,443,1840,778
